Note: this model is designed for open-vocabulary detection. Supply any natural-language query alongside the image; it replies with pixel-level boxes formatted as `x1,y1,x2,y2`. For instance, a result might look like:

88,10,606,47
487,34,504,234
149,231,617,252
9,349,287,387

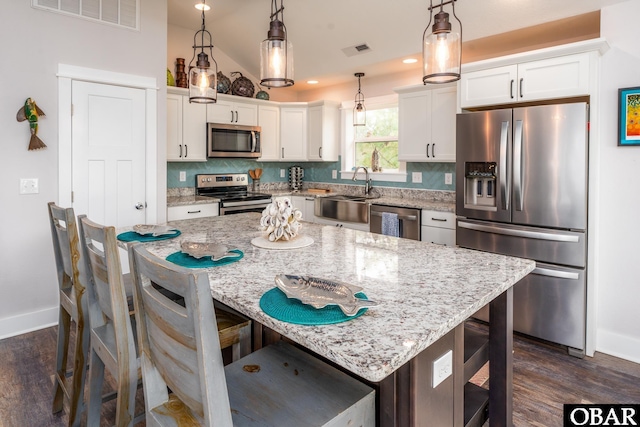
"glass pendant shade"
189,1,218,103
353,72,366,126
423,1,462,84
260,36,294,87
260,1,294,88
189,53,217,103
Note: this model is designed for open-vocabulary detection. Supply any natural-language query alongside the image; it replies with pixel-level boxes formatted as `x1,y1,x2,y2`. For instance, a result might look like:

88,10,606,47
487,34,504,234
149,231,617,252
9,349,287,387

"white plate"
133,224,177,237
180,242,239,261
251,235,314,250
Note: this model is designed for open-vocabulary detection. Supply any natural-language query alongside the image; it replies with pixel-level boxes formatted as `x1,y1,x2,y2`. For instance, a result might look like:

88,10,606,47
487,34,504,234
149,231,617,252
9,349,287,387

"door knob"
135,202,145,210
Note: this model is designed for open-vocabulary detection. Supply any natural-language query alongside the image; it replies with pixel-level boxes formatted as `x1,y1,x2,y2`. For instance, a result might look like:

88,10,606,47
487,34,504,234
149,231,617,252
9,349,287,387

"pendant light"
422,0,462,84
188,0,217,103
260,0,294,88
353,73,366,127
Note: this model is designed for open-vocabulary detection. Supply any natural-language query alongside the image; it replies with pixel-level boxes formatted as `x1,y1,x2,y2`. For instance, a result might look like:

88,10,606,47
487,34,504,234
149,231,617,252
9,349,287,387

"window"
342,94,406,182
354,106,399,171
32,0,139,30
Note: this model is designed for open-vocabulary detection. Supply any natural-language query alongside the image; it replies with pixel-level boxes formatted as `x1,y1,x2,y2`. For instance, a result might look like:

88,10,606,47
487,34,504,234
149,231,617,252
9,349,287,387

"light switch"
280,169,286,178
412,172,422,183
332,170,337,179
432,350,452,388
179,171,186,182
20,178,39,195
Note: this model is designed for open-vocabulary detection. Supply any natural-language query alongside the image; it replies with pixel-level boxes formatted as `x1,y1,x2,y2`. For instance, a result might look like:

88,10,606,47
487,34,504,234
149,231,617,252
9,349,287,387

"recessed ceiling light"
403,58,418,64
307,80,319,85
195,2,210,11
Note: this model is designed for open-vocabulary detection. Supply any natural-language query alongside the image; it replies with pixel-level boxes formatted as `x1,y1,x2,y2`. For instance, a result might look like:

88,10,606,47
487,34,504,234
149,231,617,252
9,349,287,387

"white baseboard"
0,306,59,340
596,328,640,364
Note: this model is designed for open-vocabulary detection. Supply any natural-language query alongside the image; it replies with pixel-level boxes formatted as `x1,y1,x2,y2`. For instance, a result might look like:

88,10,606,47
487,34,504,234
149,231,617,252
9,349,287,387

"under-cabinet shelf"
463,322,489,383
464,382,489,427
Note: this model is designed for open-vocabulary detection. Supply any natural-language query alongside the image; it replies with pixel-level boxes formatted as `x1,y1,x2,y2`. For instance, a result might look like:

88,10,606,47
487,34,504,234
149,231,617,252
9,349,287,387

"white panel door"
72,80,146,227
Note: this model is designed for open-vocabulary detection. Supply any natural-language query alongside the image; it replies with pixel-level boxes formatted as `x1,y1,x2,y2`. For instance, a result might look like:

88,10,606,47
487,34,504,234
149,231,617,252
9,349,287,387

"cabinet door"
307,106,323,161
459,65,517,108
206,99,234,123
280,107,308,160
430,87,456,162
258,104,280,161
307,103,340,162
398,91,432,161
304,197,316,223
167,93,183,161
234,102,258,126
421,226,456,246
182,97,207,161
518,53,590,102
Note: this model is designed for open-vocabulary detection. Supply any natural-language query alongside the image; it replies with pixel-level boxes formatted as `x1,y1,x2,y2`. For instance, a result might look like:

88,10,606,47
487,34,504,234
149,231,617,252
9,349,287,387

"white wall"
0,2,167,338
595,0,640,363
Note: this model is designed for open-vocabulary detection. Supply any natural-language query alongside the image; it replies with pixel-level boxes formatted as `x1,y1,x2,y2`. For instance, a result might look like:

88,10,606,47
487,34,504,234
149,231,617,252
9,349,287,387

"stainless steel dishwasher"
370,204,421,240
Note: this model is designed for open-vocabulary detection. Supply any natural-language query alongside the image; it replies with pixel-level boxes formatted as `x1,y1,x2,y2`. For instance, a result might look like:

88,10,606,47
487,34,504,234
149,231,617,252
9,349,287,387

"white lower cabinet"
421,210,456,246
167,203,219,221
314,216,370,232
288,195,316,223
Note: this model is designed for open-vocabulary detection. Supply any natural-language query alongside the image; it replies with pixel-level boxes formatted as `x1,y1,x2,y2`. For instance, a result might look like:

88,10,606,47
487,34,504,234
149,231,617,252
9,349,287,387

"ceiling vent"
341,43,372,57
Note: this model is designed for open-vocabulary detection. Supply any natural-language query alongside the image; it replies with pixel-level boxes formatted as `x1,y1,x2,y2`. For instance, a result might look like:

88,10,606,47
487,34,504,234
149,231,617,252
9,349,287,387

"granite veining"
132,213,534,383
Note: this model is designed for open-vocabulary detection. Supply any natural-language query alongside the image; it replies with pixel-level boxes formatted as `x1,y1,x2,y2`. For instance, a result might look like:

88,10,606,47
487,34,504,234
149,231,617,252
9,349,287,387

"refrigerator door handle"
533,267,580,280
513,119,524,211
458,221,580,242
499,121,510,210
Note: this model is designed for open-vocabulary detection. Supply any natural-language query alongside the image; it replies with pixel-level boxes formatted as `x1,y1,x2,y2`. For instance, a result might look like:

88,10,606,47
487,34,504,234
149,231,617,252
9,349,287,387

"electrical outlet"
179,171,186,182
332,170,337,179
280,169,286,178
432,350,453,388
412,172,422,183
445,173,453,185
20,178,39,195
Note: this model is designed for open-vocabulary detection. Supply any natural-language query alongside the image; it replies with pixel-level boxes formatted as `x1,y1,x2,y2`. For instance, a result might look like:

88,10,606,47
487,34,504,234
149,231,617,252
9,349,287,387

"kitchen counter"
136,213,532,383
166,195,220,206
270,190,456,212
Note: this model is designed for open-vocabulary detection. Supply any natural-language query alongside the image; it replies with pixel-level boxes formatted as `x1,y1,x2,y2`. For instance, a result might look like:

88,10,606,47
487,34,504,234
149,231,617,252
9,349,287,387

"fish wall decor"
16,98,46,151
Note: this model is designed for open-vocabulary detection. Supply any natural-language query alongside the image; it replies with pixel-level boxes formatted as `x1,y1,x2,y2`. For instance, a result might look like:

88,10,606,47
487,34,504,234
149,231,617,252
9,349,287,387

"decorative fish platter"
133,224,177,237
181,242,238,261
274,274,378,316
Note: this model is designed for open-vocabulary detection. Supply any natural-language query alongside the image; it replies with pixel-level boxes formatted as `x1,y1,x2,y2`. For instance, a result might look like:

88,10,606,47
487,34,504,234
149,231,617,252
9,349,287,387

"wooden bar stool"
128,243,375,427
48,202,89,427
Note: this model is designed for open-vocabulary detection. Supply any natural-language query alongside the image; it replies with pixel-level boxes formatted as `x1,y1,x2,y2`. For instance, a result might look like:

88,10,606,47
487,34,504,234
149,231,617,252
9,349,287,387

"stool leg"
67,318,89,427
114,362,138,427
86,347,105,427
52,307,71,414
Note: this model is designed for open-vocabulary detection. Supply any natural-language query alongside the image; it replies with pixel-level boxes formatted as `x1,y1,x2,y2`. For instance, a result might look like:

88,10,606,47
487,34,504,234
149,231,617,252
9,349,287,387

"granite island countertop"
136,213,534,383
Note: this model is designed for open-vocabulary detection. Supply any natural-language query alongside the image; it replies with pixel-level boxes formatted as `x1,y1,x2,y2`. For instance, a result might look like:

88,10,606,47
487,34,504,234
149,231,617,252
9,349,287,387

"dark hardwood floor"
1,324,639,426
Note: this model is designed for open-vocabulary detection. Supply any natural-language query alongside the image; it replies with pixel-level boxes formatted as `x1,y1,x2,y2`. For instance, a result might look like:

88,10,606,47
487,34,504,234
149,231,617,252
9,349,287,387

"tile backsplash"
167,158,455,192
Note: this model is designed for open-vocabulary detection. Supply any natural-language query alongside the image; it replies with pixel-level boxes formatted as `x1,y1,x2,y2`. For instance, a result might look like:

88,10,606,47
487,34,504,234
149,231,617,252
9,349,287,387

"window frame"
340,94,407,182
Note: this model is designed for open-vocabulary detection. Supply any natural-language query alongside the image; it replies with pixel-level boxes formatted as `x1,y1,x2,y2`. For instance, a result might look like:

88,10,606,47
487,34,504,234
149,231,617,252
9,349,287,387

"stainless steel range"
196,173,272,215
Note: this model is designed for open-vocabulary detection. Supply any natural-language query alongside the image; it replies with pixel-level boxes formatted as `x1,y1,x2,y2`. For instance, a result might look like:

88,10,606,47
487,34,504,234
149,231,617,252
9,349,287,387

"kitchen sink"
314,194,377,224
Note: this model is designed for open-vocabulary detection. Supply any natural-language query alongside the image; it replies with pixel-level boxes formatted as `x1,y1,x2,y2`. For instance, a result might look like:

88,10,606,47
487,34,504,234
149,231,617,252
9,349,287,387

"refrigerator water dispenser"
464,162,497,210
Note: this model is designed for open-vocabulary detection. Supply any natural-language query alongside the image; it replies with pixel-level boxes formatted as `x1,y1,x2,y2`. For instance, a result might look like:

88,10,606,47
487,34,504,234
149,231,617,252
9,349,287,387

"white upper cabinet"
307,100,340,162
258,104,280,161
167,89,207,162
280,105,308,161
460,52,591,109
397,85,456,162
206,94,258,126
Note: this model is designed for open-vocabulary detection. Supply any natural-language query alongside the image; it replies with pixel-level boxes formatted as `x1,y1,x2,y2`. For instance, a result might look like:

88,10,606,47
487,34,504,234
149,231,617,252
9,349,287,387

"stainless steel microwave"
207,123,261,158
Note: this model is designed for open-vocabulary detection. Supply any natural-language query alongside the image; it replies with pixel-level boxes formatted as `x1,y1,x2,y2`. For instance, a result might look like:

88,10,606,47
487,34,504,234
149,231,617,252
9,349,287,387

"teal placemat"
260,287,369,325
117,230,181,242
166,250,243,268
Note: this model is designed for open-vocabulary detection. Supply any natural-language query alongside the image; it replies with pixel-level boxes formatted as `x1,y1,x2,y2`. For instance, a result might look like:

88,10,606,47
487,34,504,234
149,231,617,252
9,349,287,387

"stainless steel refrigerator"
456,102,588,356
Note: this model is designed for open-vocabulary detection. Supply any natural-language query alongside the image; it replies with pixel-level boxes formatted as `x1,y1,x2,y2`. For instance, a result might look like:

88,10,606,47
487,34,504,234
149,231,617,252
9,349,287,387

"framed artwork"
618,86,640,146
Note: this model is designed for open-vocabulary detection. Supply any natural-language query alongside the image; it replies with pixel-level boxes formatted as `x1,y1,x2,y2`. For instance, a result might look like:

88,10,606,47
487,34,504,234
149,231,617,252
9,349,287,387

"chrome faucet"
352,166,372,196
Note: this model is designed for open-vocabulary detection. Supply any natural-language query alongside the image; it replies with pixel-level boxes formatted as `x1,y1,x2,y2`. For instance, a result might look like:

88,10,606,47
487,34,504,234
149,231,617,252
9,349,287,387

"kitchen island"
134,213,534,427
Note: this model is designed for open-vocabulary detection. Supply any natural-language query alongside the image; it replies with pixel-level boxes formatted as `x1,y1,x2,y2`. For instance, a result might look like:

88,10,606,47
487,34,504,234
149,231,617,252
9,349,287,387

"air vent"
32,0,139,30
341,43,372,57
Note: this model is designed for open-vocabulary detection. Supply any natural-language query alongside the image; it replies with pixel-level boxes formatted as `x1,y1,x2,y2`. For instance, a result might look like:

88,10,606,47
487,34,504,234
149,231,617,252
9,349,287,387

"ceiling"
167,0,627,90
